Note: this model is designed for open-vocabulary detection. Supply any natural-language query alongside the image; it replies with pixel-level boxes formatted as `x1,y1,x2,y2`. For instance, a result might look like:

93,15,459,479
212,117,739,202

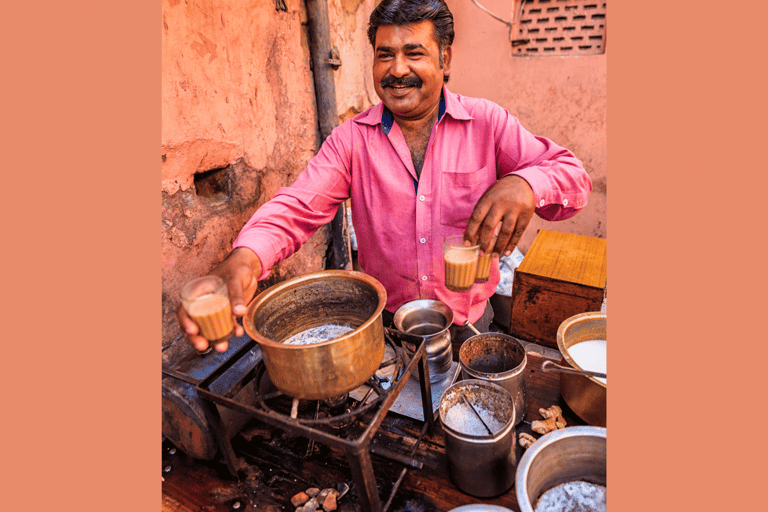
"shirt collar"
353,85,471,133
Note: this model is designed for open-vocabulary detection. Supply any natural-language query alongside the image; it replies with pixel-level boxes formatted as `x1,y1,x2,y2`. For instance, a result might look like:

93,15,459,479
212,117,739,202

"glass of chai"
474,251,494,283
443,235,480,292
180,275,235,347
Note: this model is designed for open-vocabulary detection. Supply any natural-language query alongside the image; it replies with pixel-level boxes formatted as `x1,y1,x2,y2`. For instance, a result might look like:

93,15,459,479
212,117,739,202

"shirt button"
563,198,569,206
420,238,426,243
539,199,545,207
419,195,426,201
422,275,428,281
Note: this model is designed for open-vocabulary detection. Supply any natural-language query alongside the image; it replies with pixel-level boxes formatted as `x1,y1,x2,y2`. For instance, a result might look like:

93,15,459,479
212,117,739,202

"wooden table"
161,352,586,512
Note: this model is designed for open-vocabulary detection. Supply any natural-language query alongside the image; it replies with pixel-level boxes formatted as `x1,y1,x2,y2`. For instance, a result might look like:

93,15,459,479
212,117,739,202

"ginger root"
539,405,563,419
531,417,557,434
518,432,537,449
530,405,567,434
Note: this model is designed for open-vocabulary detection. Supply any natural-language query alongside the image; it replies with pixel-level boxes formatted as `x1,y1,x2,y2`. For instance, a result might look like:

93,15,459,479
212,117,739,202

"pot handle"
541,360,606,379
462,320,482,336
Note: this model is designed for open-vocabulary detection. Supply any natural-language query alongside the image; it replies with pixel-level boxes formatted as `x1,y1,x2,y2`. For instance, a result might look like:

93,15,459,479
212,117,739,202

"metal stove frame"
191,328,436,512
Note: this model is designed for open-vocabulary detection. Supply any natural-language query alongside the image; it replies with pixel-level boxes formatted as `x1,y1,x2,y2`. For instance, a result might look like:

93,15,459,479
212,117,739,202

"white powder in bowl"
282,324,354,345
534,480,606,512
567,339,606,384
443,401,505,435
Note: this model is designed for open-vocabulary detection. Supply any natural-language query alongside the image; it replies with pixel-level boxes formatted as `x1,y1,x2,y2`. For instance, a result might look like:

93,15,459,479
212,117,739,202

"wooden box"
507,230,606,349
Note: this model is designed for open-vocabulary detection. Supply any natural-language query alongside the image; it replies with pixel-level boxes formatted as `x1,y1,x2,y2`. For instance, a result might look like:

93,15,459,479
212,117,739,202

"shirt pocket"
440,165,495,228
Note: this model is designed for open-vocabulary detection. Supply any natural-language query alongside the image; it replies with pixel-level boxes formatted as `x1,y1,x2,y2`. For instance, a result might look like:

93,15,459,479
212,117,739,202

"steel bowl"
557,311,607,427
515,426,607,512
243,270,387,400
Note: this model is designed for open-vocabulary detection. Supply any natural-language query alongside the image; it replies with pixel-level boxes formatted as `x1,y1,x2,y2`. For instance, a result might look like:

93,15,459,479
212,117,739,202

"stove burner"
251,334,406,429
192,327,435,512
322,393,349,412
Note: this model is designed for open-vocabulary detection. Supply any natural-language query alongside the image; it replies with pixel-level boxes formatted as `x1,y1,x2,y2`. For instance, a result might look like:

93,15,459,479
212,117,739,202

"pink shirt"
234,86,591,325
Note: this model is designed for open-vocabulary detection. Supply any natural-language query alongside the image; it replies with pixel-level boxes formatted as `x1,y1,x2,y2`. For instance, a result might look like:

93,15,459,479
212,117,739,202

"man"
178,0,592,353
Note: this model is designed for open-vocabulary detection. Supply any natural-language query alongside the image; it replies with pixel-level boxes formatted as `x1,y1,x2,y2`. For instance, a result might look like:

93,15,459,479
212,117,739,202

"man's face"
372,20,451,123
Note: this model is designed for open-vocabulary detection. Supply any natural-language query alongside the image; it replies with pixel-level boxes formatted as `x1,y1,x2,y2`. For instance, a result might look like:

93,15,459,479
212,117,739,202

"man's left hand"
464,175,535,256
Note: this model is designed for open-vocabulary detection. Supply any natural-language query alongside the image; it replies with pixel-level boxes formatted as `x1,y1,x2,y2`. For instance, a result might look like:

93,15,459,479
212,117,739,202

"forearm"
233,189,342,279
510,159,591,221
499,135,591,221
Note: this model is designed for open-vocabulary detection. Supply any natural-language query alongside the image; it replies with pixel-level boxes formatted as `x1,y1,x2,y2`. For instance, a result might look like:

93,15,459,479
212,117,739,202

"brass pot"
556,311,607,427
243,270,387,400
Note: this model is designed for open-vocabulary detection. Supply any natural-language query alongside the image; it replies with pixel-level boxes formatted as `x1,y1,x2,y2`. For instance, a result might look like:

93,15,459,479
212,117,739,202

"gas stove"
163,327,438,512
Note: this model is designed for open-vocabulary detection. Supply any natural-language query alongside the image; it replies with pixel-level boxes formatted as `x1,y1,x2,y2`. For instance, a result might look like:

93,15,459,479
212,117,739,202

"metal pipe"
305,0,352,270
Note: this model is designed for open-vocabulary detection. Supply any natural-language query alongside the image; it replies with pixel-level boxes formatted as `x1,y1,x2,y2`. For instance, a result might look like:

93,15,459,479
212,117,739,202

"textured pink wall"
445,0,607,253
161,0,377,344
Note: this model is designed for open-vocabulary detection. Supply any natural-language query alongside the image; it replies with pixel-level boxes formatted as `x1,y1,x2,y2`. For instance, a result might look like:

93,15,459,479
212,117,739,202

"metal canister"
394,299,454,383
459,333,527,426
439,379,517,498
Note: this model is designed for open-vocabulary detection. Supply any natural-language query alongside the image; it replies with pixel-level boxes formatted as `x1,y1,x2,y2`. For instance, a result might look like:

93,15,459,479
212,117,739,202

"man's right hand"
176,247,263,353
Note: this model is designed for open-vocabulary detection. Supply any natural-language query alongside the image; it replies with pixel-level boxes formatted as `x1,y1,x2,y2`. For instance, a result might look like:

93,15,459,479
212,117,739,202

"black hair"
367,0,455,54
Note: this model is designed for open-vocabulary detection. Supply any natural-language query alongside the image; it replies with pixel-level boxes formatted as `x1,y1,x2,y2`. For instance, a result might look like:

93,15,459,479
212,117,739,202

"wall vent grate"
512,0,606,57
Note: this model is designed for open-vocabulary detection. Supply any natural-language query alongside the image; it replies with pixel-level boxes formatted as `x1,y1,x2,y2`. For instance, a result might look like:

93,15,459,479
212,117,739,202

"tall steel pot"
515,426,606,512
243,270,387,400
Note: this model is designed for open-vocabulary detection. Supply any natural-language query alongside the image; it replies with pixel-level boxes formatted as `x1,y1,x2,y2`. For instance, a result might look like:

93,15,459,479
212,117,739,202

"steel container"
243,270,387,400
515,426,606,512
459,333,527,426
394,299,454,383
556,311,607,427
439,379,517,498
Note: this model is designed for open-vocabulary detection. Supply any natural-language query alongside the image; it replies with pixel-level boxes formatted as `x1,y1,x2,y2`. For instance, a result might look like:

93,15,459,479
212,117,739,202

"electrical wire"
469,0,527,42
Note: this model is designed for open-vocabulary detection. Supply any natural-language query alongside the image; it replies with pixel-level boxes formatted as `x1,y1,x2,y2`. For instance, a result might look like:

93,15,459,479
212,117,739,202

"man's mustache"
380,75,422,89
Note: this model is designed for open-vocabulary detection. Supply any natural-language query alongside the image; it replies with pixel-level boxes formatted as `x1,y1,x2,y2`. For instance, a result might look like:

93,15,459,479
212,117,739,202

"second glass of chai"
475,251,494,283
443,235,480,292
180,275,235,347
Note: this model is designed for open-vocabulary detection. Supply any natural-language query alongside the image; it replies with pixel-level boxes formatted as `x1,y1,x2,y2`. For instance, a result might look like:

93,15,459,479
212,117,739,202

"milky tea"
443,236,479,292
475,252,493,283
181,276,235,343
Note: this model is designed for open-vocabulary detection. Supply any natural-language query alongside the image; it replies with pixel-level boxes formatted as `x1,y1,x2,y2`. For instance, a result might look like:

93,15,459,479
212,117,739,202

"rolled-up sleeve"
494,107,592,221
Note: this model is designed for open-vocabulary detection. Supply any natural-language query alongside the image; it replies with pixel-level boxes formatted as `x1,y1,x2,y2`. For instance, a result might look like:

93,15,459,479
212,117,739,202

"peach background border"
4,0,766,510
